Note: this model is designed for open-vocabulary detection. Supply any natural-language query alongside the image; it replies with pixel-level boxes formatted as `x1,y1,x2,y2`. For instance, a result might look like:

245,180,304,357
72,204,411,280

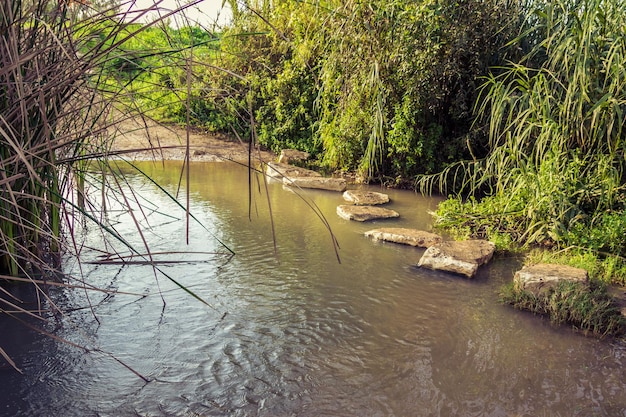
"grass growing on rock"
501,280,625,337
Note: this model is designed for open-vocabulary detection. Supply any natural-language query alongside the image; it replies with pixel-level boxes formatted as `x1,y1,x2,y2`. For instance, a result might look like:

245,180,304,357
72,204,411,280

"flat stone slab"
343,190,390,205
337,205,399,222
265,162,321,179
283,176,347,192
365,228,442,247
417,240,496,278
278,149,310,164
514,263,589,297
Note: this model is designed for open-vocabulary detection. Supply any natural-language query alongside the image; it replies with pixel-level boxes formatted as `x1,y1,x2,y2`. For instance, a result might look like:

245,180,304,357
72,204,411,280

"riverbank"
109,115,275,163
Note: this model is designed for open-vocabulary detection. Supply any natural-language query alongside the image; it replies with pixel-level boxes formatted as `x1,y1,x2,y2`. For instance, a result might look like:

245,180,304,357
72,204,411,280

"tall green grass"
421,0,626,254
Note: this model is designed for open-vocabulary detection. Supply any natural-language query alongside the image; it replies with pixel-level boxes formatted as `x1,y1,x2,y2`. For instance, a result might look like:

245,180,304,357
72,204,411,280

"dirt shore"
109,115,275,163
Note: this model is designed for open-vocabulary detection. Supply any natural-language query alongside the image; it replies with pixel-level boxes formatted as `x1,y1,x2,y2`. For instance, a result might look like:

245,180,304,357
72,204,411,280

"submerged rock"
365,228,442,247
283,176,347,192
265,162,321,179
342,190,390,205
417,240,496,278
278,149,310,164
514,263,589,297
337,205,400,222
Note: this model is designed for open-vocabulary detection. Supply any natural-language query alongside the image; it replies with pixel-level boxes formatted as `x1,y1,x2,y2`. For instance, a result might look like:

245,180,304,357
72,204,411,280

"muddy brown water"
1,161,625,417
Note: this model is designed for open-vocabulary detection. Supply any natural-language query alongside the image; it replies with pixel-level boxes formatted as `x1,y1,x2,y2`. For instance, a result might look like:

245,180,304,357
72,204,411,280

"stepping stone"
343,190,390,205
265,162,320,179
278,149,310,164
336,205,399,222
417,240,495,278
283,176,347,192
514,263,589,297
365,228,442,247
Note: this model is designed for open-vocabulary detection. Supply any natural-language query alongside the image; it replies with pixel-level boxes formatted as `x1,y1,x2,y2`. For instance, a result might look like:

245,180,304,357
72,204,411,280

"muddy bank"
109,116,275,163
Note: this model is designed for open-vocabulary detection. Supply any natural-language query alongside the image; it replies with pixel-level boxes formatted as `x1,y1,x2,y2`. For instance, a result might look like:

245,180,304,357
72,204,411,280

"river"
1,160,625,417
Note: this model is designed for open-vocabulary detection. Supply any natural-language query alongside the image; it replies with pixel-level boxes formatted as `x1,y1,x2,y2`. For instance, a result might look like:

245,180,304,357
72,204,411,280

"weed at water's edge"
500,280,626,337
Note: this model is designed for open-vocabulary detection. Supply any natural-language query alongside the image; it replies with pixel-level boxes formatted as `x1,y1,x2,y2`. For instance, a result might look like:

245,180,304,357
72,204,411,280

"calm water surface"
1,161,625,417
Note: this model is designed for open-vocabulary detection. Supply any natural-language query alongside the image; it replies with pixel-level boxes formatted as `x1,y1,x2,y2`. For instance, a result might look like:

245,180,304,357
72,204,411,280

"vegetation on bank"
501,279,625,337
211,0,524,182
110,0,520,180
427,0,626,286
91,22,222,125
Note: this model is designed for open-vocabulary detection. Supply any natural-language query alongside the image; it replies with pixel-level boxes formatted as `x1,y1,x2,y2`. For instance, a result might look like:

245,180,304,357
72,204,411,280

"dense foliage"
427,0,626,281
104,1,521,182
195,0,523,181
92,23,221,125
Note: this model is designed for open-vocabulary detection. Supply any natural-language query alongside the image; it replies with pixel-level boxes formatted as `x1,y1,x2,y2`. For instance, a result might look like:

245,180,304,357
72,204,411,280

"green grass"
501,279,625,337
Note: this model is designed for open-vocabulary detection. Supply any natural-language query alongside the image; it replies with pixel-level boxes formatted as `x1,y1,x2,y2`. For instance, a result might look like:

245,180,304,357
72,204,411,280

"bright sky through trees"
128,0,232,27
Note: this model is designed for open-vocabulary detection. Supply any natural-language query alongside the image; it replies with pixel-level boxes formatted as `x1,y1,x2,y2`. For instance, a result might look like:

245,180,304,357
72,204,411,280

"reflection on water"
1,161,625,417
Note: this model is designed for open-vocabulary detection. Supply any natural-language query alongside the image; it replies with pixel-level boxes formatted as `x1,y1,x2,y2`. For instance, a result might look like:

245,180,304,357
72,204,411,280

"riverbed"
1,160,625,417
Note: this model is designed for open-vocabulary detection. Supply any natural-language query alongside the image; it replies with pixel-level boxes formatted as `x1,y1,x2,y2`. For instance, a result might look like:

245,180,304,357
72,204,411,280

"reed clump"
1,0,223,373
501,280,626,337
0,0,200,278
1,0,88,277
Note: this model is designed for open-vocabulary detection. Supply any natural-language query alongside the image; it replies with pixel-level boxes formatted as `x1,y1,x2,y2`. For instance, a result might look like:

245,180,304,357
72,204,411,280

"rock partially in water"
278,149,310,164
365,228,442,247
514,263,589,297
417,240,496,278
265,162,321,179
337,205,400,222
343,190,390,205
284,176,347,192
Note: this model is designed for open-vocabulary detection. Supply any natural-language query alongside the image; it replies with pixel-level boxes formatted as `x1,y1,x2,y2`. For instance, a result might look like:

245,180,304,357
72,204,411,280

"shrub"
199,0,522,181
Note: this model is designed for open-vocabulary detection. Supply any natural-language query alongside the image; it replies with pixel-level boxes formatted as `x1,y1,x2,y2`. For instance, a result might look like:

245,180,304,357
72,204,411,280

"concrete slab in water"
337,205,400,222
283,176,347,192
343,190,390,205
417,240,495,278
365,228,442,247
265,162,321,179
278,149,310,164
514,263,589,296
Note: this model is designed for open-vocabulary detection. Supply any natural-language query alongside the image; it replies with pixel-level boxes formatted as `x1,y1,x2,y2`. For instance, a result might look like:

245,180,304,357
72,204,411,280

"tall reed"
0,0,216,372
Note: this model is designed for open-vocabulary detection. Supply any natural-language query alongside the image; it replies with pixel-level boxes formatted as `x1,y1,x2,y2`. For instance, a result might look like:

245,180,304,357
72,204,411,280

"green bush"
567,211,626,256
315,0,521,180
423,0,626,253
196,0,521,180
